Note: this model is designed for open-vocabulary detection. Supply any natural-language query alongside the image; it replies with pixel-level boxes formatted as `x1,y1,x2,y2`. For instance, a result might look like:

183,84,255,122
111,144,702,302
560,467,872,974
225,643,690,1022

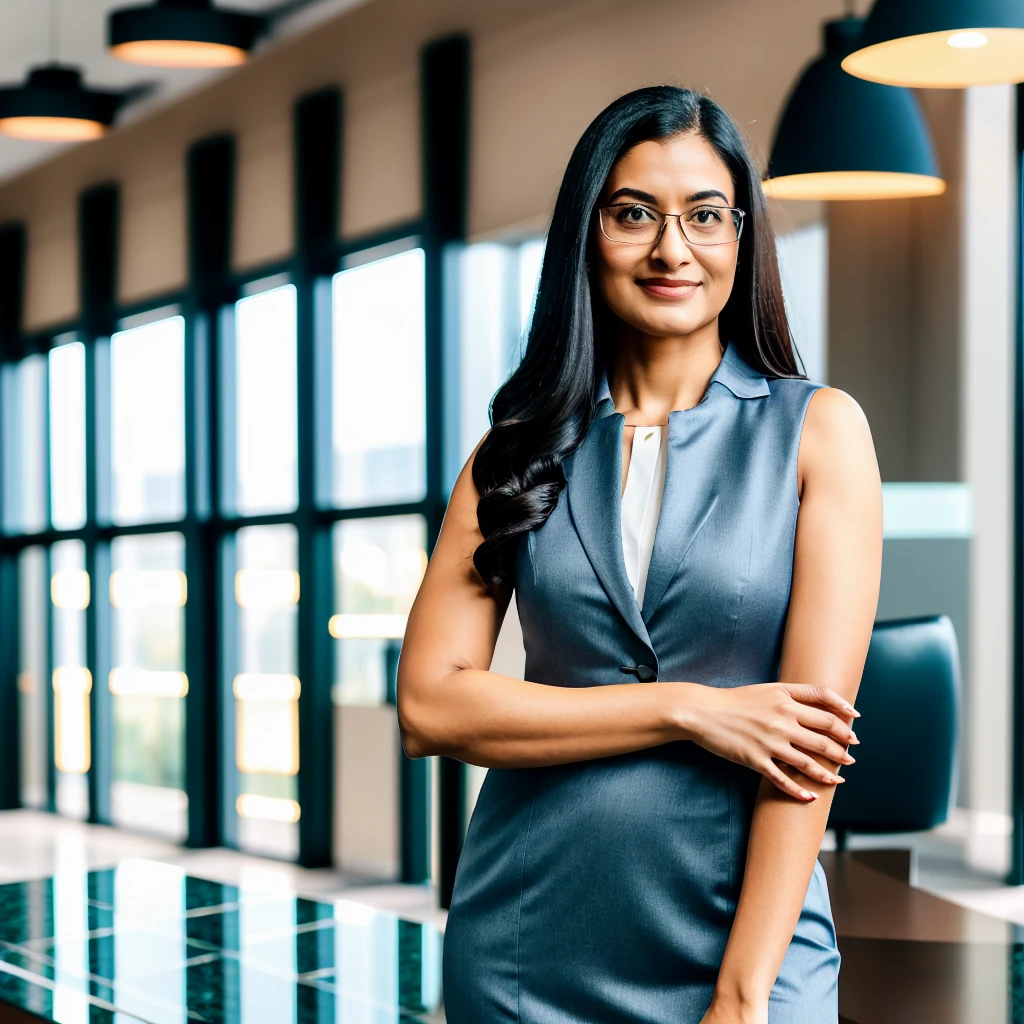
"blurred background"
0,0,1016,927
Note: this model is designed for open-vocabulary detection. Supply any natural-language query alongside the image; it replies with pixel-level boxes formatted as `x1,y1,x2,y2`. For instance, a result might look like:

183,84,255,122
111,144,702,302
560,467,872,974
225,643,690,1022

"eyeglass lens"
600,204,742,245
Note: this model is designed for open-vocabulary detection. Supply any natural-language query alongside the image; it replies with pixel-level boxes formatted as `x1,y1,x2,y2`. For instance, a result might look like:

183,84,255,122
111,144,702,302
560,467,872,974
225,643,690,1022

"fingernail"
849,732,860,744
846,705,861,718
835,776,845,784
844,755,856,765
803,791,817,801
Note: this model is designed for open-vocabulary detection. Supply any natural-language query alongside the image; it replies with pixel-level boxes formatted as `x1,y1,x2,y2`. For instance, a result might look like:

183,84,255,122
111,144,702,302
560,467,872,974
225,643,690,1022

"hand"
675,681,859,801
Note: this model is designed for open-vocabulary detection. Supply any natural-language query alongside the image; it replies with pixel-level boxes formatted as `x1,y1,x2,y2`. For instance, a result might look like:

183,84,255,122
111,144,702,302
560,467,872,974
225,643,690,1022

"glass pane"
2,356,48,535
234,285,298,516
49,341,86,532
111,316,186,526
332,248,426,508
51,539,89,819
109,532,187,840
331,515,427,706
234,524,299,858
455,239,543,473
19,546,47,808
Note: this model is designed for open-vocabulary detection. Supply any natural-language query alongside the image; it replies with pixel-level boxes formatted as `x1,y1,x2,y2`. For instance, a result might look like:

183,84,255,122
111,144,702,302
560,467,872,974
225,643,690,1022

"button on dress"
443,341,841,1024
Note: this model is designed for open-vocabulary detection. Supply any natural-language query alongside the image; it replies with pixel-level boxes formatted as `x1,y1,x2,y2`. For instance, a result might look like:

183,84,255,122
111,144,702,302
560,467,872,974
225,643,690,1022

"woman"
397,86,882,1024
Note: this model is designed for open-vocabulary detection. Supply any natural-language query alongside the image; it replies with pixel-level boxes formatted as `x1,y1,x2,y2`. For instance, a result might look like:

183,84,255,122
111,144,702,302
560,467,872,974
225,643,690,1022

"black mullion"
294,87,341,868
184,307,221,847
422,33,471,906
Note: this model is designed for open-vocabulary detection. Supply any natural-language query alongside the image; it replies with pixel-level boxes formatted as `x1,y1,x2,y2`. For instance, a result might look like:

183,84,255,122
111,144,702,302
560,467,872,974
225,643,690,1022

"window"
233,284,298,516
18,547,47,809
331,515,427,706
49,340,86,532
51,539,90,820
2,355,47,535
455,238,543,472
331,248,426,508
233,524,300,859
111,316,186,526
109,532,188,840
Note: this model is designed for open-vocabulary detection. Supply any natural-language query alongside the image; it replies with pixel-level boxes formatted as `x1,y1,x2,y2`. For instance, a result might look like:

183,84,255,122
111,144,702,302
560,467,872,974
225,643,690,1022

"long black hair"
472,86,803,587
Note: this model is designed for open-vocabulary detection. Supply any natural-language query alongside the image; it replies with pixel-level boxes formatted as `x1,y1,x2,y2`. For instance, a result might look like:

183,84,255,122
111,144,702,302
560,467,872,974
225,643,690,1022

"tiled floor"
0,856,445,1023
0,810,447,933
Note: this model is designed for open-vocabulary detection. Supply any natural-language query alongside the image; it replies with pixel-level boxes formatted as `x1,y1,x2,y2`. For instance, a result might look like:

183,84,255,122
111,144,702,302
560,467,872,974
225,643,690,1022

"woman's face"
592,132,740,342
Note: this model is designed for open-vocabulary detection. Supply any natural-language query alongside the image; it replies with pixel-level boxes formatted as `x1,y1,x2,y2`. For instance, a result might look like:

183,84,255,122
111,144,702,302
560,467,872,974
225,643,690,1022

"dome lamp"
0,65,121,142
843,0,1024,88
108,0,266,69
763,17,946,201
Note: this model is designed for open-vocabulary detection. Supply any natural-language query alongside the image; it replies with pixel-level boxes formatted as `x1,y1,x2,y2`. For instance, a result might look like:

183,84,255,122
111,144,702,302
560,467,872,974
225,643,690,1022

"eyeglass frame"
596,201,747,247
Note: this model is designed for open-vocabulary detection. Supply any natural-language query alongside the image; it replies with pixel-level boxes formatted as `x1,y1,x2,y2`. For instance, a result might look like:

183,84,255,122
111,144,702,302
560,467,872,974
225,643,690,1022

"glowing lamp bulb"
947,31,989,49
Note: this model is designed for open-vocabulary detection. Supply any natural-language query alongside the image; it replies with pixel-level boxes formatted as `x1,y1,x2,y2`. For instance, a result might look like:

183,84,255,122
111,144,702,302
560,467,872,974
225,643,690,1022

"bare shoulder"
799,387,880,499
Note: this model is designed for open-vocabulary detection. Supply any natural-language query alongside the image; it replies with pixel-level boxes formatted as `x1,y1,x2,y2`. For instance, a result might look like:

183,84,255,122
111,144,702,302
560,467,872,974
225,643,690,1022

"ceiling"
0,0,371,185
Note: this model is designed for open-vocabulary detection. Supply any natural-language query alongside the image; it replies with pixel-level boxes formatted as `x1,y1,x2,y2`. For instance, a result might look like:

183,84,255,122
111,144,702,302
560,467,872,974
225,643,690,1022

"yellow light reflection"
328,613,407,640
110,39,247,68
235,569,300,610
234,673,300,776
109,668,189,698
762,171,947,201
236,794,301,823
51,570,90,611
110,570,187,609
0,116,106,142
842,27,1024,87
53,667,92,774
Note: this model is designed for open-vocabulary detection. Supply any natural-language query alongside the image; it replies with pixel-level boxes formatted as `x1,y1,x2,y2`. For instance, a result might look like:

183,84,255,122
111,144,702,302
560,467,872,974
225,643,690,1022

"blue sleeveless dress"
442,341,841,1024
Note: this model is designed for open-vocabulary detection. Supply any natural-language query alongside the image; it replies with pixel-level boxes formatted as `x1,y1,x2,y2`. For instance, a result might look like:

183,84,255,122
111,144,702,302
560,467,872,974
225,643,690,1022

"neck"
607,320,724,421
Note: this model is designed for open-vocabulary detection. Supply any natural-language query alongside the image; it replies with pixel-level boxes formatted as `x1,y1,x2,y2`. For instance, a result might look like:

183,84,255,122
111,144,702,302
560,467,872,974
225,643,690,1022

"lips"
637,278,702,298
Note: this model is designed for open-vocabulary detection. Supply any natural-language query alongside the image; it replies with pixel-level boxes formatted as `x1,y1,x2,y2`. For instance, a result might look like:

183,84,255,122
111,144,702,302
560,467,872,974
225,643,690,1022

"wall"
0,0,852,331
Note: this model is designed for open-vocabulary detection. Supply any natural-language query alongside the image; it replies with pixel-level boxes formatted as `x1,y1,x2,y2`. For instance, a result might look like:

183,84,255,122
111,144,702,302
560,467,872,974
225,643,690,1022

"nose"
650,214,693,267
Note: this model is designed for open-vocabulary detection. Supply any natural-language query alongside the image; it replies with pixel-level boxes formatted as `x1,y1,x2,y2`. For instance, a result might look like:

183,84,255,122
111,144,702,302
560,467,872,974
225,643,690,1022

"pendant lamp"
108,0,265,68
0,65,121,142
762,17,945,201
843,0,1024,87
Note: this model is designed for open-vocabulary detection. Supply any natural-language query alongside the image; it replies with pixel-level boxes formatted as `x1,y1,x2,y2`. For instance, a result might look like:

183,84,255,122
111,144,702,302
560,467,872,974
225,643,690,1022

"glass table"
0,859,442,1023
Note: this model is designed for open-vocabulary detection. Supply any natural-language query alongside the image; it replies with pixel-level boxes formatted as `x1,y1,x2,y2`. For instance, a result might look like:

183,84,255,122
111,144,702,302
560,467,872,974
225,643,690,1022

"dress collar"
594,340,771,415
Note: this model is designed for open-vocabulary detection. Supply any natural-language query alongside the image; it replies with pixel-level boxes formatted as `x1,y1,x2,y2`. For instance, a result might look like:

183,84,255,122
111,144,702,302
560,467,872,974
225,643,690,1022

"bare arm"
397,434,856,794
706,388,883,1023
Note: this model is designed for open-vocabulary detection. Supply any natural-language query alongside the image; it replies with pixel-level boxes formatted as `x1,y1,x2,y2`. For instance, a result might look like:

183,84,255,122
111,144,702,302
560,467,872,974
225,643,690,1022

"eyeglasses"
597,202,746,247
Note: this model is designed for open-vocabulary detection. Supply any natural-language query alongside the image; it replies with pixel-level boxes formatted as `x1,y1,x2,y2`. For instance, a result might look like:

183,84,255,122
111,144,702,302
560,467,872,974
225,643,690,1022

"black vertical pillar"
294,88,341,868
184,135,235,848
422,33,470,905
1010,83,1024,886
79,183,118,826
0,223,25,810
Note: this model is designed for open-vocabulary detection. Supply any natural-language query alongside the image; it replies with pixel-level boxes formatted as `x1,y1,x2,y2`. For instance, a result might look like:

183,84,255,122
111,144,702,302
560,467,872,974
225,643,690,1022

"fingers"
763,761,818,802
775,743,846,785
783,683,860,719
795,707,858,749
790,726,853,767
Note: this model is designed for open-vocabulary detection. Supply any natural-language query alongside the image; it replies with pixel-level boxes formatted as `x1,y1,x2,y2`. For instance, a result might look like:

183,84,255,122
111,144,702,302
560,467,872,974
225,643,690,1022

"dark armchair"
827,615,960,850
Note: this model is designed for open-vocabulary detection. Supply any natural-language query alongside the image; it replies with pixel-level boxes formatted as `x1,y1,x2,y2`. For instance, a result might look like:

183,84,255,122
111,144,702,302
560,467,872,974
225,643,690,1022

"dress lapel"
565,399,654,654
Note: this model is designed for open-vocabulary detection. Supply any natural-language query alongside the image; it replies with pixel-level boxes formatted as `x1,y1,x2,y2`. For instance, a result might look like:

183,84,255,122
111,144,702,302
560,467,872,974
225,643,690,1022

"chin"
635,312,708,338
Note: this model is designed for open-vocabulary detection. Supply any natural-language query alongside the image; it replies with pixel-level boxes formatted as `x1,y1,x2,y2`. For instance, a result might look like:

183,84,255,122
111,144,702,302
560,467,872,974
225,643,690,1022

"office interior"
0,0,1020,1021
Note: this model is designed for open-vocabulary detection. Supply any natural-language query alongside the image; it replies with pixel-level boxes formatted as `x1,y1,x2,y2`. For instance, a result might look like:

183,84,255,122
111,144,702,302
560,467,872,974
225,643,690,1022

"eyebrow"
606,187,731,205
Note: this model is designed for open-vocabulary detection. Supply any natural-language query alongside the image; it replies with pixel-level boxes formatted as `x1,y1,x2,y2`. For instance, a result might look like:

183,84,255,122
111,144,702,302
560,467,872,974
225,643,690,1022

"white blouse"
620,424,669,608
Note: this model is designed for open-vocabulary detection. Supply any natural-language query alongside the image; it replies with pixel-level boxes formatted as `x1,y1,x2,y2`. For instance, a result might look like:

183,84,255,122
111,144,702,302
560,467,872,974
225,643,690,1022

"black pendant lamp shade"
763,18,945,201
843,0,1024,87
0,65,122,142
109,0,265,68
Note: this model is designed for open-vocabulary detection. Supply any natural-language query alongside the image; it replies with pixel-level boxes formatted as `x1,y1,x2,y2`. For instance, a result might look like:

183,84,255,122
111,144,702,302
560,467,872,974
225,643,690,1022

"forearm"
398,668,694,767
713,765,838,1010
